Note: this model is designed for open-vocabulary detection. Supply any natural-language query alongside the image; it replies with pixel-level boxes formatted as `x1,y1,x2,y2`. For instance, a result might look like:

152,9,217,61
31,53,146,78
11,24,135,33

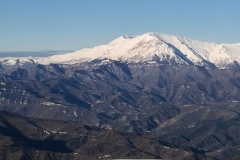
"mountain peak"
42,32,210,66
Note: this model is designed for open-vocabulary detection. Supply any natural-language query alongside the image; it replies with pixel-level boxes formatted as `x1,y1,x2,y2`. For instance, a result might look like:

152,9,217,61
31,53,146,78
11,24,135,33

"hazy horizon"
0,50,72,57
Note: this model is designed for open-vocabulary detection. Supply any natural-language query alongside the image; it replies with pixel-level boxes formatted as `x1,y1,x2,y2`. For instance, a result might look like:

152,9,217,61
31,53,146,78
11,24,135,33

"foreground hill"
0,111,213,160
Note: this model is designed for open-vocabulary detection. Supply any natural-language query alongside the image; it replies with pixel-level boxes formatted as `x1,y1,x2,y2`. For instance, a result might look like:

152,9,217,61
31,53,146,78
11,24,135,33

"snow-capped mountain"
1,32,240,69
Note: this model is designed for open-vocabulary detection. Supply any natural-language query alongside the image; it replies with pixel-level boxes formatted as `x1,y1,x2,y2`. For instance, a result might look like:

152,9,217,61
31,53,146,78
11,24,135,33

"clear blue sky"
1,0,240,51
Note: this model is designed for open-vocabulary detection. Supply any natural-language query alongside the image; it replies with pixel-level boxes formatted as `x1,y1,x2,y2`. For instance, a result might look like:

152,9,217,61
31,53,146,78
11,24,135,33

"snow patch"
41,101,66,107
73,111,78,117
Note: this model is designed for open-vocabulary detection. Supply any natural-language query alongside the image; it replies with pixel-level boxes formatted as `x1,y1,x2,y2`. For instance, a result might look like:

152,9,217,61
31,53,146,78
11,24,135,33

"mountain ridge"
1,32,240,69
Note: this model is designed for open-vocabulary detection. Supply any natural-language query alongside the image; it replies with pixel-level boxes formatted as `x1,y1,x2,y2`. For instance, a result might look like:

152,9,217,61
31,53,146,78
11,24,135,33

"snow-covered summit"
1,32,240,69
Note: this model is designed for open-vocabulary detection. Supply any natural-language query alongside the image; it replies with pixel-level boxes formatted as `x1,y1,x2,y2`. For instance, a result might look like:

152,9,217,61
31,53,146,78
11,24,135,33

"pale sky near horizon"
0,0,240,52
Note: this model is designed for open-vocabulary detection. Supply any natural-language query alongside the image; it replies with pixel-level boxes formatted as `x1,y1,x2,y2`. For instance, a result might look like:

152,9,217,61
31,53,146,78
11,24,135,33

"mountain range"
1,32,240,159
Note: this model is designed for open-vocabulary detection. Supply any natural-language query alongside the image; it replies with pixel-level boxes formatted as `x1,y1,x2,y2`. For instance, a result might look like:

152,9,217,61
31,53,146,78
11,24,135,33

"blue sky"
0,0,240,52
